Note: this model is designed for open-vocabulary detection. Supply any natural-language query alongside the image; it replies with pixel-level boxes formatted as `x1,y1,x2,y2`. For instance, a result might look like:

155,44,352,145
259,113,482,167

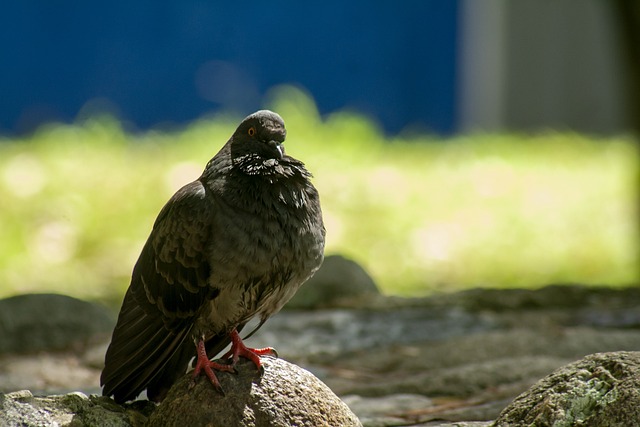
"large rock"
286,254,380,309
0,389,154,427
0,293,115,354
494,351,640,426
147,356,362,427
4,285,640,426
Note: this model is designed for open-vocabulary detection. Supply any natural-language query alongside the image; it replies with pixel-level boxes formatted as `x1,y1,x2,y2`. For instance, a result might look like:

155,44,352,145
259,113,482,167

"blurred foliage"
0,86,638,303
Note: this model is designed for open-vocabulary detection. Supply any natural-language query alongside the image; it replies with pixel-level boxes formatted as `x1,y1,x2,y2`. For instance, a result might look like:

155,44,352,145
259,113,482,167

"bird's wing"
101,180,218,403
133,180,219,322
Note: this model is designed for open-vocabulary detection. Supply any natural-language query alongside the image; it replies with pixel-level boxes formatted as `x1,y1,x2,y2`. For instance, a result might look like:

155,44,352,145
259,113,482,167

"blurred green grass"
0,87,638,302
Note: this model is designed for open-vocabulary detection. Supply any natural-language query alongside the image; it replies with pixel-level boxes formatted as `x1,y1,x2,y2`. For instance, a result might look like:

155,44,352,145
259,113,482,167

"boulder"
0,293,115,354
147,356,362,427
494,351,640,426
0,389,154,427
286,254,380,309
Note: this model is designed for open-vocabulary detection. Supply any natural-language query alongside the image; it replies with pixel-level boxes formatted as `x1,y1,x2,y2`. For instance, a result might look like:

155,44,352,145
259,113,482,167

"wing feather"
101,180,219,402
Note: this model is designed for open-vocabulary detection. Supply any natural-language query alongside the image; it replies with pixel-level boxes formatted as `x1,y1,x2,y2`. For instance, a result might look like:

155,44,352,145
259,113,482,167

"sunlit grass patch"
0,88,637,301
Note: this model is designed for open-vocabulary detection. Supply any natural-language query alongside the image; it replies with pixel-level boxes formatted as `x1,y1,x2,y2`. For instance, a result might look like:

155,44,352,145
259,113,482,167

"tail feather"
101,290,192,403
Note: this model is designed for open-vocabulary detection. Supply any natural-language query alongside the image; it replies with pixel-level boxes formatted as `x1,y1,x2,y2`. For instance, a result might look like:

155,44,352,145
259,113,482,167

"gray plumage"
101,110,325,403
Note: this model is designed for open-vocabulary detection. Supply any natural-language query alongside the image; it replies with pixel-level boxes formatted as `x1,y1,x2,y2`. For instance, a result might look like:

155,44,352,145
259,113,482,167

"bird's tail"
100,289,193,403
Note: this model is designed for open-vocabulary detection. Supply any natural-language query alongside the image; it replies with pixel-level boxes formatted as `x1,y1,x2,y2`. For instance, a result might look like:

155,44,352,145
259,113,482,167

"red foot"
220,329,278,371
191,339,234,392
190,329,278,393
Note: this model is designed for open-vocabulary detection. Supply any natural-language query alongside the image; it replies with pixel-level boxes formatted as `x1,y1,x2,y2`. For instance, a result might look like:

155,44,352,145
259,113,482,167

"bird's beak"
269,140,284,159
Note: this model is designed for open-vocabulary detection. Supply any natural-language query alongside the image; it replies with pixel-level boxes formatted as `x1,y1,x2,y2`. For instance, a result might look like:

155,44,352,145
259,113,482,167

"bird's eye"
248,127,256,137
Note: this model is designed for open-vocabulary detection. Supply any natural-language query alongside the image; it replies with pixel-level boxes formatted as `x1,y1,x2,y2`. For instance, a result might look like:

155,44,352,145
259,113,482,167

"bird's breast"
197,180,324,337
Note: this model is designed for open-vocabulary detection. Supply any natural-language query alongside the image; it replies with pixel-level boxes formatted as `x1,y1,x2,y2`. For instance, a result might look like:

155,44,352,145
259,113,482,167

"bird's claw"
264,347,278,359
225,330,278,373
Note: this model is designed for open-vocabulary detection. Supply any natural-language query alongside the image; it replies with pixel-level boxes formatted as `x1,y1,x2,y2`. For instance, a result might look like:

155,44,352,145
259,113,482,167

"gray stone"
147,356,362,427
428,423,493,427
250,306,496,361
4,285,640,427
321,327,640,398
0,293,115,354
423,285,640,319
0,351,102,395
286,254,380,309
0,389,154,427
493,351,640,427
342,393,433,426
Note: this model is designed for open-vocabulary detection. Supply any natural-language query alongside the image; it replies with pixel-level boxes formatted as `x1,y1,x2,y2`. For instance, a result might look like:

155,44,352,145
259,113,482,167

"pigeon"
101,110,325,403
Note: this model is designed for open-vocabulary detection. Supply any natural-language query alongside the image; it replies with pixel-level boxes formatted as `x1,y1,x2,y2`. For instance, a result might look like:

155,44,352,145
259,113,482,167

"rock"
286,254,380,309
323,327,640,398
342,393,433,426
147,357,362,427
251,306,495,361
0,389,154,427
493,351,640,426
0,293,115,354
428,423,492,427
0,351,102,395
4,285,640,426
399,285,640,316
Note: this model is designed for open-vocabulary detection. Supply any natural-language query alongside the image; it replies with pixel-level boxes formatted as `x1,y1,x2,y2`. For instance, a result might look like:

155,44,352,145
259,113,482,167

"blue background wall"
1,1,458,135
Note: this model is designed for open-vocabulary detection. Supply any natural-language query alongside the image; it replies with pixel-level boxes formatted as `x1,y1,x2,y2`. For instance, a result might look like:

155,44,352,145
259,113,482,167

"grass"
0,86,638,302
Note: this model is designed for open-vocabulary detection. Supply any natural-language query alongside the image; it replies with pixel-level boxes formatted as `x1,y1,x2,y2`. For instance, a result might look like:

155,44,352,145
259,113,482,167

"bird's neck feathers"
201,143,316,213
232,153,310,181
203,141,311,183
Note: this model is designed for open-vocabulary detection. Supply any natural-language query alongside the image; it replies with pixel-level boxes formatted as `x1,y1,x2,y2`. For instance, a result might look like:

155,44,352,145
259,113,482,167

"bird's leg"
191,338,234,392
219,329,278,371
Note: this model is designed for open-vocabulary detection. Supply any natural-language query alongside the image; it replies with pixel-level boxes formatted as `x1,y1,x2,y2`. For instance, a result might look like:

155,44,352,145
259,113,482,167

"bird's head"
232,110,287,160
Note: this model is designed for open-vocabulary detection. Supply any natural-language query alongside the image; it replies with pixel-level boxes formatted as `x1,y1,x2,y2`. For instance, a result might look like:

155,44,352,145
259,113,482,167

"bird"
100,110,325,403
